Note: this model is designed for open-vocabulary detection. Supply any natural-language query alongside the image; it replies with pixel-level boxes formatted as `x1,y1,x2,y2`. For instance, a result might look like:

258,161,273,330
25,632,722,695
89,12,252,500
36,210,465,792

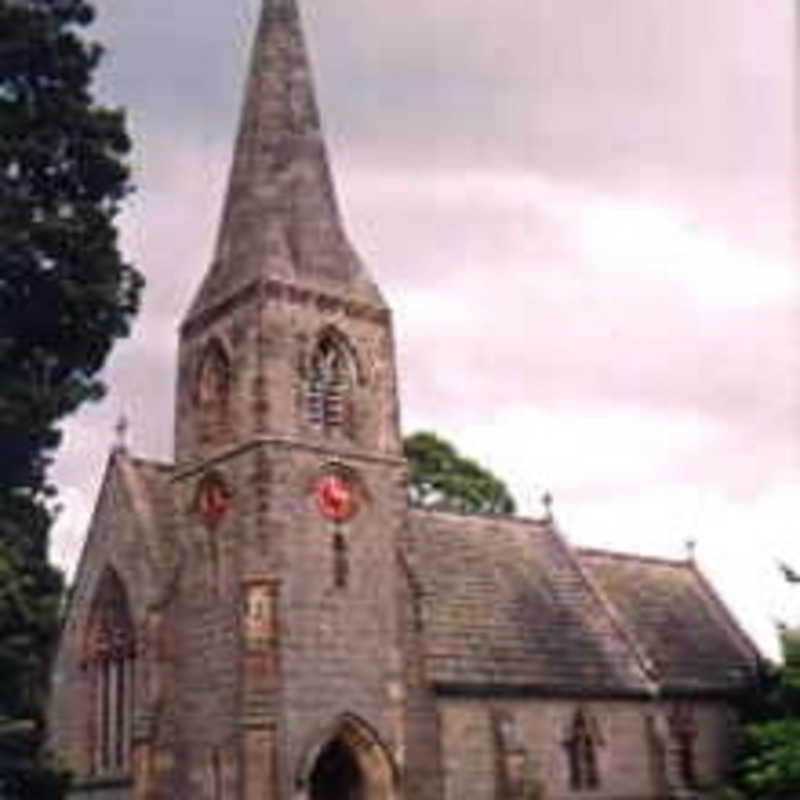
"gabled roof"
119,454,173,539
577,548,760,694
66,449,176,620
406,511,653,695
118,454,181,603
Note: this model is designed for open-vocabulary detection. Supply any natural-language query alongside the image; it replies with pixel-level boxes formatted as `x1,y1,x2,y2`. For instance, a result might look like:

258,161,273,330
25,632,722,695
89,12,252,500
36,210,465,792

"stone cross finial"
114,414,129,453
541,490,553,521
685,538,697,562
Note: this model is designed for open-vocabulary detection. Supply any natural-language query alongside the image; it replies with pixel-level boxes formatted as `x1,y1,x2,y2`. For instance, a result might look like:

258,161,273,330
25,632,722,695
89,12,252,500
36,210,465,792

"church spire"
186,0,381,321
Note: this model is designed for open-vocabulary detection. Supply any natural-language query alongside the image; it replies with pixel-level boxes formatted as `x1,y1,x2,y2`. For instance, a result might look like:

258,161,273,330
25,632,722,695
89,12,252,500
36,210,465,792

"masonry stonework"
50,1,760,798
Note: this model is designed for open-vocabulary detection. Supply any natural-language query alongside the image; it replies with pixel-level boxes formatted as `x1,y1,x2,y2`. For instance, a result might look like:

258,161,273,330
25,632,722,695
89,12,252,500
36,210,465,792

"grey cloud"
94,1,791,173
89,0,792,273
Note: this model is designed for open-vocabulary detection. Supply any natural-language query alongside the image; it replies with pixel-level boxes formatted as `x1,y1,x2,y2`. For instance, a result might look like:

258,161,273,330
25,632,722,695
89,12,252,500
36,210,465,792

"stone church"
49,0,761,798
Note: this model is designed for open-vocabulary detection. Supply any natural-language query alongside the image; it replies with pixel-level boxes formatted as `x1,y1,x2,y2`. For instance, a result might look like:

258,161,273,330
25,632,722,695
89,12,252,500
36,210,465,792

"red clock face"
315,474,355,522
198,477,231,527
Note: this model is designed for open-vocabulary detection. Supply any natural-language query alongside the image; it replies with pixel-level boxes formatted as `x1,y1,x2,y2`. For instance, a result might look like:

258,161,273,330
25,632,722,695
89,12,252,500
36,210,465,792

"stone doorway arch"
296,715,398,800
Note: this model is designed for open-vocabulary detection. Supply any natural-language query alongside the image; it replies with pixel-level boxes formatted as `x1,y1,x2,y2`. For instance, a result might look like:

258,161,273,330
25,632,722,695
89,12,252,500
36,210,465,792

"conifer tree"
0,0,141,794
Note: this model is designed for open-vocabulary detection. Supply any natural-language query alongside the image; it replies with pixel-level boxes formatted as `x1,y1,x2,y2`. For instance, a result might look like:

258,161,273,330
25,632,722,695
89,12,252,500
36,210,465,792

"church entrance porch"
310,738,364,800
299,715,397,800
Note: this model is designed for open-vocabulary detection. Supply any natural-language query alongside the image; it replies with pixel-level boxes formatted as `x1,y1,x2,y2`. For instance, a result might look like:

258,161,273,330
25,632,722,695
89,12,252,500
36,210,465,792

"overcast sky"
50,0,799,659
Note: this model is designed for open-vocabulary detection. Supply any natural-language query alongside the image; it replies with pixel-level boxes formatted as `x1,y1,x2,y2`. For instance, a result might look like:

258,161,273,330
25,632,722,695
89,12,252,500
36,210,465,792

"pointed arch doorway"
299,715,398,800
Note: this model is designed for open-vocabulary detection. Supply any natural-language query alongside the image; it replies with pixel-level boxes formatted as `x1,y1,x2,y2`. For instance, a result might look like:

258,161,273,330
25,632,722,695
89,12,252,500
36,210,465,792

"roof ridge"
407,506,551,528
580,545,760,693
577,546,690,568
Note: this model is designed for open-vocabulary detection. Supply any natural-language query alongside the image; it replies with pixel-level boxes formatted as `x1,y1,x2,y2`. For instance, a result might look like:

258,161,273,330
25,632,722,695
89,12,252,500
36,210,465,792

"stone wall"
438,696,738,800
49,454,159,799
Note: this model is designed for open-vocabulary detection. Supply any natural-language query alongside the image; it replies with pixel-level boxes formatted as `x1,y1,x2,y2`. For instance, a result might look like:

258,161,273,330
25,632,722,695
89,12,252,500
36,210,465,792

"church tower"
169,0,409,796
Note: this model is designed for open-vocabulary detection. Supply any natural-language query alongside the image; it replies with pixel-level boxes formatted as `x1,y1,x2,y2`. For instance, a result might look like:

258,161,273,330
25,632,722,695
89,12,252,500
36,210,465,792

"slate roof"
578,548,759,693
107,455,759,698
122,455,173,534
406,511,653,695
116,454,180,590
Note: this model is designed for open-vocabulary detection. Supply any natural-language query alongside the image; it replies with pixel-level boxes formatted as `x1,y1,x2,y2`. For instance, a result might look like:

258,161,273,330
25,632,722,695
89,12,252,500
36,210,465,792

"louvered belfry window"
308,335,350,432
84,568,136,776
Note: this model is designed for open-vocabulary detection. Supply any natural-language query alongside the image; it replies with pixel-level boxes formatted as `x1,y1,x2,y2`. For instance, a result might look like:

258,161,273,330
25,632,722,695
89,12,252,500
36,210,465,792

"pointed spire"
187,0,381,321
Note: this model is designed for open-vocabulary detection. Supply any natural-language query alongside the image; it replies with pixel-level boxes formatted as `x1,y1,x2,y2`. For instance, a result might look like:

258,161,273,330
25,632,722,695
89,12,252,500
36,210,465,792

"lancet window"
564,709,600,791
492,710,532,799
669,704,698,789
307,332,354,433
195,339,232,445
83,568,136,776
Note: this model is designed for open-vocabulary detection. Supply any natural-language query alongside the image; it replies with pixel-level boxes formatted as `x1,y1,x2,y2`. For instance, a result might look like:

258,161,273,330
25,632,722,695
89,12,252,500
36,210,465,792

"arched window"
564,709,600,791
492,710,534,799
195,339,231,445
83,568,136,776
307,332,354,433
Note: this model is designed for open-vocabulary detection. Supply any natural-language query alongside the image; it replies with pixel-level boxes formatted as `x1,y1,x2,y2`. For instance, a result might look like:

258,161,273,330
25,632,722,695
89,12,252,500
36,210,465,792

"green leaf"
403,431,517,516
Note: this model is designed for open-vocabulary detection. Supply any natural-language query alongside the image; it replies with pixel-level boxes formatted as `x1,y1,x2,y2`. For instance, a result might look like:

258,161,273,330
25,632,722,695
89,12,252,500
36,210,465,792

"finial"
541,490,554,522
114,414,129,453
685,538,697,562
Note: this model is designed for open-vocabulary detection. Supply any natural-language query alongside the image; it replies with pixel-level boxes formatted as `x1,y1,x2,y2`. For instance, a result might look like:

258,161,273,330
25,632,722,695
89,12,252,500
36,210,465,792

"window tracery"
83,568,135,776
564,709,600,791
492,710,538,799
307,332,355,434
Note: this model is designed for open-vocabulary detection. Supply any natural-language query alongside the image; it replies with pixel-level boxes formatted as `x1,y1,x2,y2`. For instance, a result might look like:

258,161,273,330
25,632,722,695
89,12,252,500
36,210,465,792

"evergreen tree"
0,0,141,794
404,431,517,516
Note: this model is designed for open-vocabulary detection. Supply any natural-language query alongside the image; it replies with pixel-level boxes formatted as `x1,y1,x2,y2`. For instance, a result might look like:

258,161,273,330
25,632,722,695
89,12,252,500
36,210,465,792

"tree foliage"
403,431,516,515
738,719,800,799
733,632,800,799
0,538,67,798
0,0,141,795
0,0,141,498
